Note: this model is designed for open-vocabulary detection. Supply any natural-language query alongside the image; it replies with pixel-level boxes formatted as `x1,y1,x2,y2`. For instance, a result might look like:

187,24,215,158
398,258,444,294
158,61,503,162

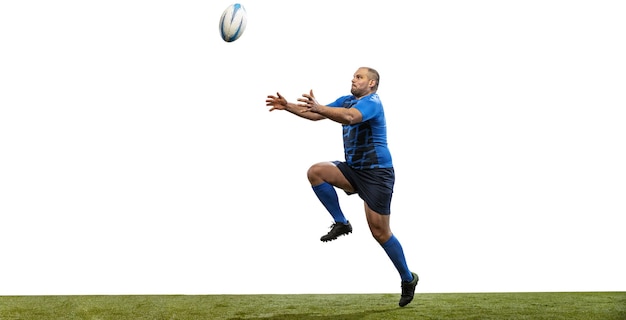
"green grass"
1,292,624,320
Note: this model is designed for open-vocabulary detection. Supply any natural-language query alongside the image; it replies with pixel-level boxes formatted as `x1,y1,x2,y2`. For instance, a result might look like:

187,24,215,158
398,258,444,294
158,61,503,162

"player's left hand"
297,89,321,113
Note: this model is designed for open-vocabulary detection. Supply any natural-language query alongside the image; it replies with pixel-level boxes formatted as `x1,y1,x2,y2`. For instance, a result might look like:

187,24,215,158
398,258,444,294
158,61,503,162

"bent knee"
307,162,333,184
306,165,320,184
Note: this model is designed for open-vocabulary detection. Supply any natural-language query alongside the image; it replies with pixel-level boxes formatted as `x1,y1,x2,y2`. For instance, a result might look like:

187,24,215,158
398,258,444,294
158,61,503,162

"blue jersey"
328,93,393,169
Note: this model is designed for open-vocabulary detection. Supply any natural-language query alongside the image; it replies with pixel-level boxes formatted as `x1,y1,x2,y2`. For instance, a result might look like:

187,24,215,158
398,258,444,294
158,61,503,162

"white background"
1,1,625,295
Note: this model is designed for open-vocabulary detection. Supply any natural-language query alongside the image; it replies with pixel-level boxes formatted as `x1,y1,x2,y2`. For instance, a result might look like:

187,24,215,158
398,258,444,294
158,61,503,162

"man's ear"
369,79,376,88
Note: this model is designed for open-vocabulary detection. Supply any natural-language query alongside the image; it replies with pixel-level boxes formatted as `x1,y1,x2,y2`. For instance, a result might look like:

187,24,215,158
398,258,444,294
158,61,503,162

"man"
265,67,418,307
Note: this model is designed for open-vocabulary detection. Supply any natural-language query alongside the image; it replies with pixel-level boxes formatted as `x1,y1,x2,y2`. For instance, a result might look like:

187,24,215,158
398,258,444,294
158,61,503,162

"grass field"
1,292,624,320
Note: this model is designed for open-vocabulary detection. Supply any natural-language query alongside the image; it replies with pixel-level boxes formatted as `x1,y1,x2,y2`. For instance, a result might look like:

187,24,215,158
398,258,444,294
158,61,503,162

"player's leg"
364,203,418,307
307,161,354,241
365,203,411,279
307,161,354,192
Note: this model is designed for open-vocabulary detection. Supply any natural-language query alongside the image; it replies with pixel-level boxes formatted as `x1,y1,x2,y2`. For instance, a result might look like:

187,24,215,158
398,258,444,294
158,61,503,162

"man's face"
350,68,374,98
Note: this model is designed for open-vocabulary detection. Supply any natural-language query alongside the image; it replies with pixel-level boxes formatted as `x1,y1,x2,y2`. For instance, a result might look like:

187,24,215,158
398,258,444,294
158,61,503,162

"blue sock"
382,235,413,282
312,182,347,224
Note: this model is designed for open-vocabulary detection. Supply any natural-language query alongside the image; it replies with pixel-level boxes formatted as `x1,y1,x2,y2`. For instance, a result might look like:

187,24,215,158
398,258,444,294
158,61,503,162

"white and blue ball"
219,3,247,42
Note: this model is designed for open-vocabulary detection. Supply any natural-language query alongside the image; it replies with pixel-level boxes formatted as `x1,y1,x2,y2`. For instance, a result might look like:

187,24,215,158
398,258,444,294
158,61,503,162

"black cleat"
320,221,352,242
399,272,419,307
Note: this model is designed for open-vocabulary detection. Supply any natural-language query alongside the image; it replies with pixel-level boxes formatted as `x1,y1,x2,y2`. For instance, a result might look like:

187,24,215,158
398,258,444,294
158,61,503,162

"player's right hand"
266,92,288,111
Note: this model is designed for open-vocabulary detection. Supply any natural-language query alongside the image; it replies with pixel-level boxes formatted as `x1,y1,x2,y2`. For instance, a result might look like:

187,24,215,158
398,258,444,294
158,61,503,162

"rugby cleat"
320,221,353,242
399,272,419,307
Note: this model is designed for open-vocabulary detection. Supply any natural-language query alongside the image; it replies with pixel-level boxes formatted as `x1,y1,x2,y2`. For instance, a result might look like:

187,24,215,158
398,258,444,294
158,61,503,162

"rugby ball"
219,3,247,42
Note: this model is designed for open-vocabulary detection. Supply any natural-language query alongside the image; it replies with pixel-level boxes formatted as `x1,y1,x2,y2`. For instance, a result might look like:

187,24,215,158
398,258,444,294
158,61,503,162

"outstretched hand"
265,92,288,111
297,89,321,113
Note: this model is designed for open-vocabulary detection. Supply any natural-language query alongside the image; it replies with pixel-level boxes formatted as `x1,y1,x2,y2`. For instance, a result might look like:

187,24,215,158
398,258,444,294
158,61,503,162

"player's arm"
266,92,326,121
284,102,327,121
298,90,363,125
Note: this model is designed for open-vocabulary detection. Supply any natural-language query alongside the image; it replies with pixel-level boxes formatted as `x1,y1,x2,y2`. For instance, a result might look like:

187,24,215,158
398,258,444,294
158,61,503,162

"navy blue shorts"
333,161,395,215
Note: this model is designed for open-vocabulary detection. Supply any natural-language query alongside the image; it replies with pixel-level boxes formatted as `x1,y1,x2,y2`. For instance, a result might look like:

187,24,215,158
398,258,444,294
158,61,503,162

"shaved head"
361,67,380,91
